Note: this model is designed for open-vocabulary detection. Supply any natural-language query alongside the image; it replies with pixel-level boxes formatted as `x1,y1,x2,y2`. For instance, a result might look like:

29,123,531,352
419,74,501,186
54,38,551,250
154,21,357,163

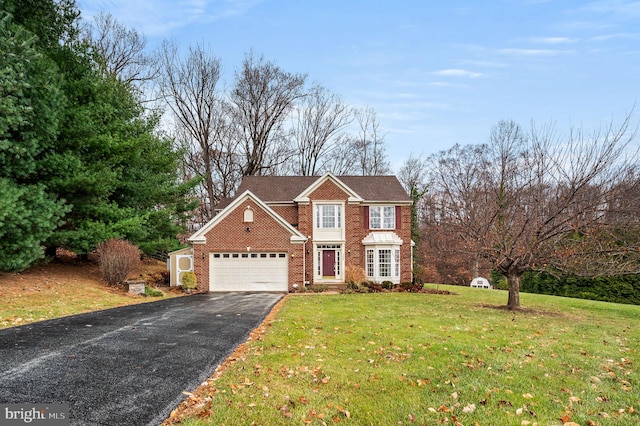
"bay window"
365,246,401,283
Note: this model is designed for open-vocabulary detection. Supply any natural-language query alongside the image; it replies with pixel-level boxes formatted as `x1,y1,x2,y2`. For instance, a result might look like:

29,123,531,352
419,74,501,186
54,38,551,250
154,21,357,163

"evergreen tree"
0,14,68,270
1,0,195,270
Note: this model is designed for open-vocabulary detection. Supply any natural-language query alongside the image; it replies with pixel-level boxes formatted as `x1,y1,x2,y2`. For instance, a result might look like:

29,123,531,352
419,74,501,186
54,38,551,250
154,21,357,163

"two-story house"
187,173,413,292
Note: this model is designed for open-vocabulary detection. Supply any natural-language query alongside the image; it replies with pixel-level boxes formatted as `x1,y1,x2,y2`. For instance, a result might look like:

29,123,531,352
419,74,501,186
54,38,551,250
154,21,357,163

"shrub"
181,271,197,292
345,263,366,285
382,280,394,290
307,284,328,293
344,281,370,293
96,239,141,285
144,286,164,297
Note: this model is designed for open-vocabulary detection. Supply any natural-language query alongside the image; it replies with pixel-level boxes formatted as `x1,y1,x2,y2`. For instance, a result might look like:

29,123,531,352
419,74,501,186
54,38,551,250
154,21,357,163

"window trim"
316,204,342,229
365,246,401,284
369,206,396,230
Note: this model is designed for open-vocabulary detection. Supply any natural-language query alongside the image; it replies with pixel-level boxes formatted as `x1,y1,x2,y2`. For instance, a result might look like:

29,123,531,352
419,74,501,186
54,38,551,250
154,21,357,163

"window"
366,249,374,277
365,246,401,283
379,249,391,277
369,206,395,229
316,204,341,228
394,249,400,278
243,206,254,223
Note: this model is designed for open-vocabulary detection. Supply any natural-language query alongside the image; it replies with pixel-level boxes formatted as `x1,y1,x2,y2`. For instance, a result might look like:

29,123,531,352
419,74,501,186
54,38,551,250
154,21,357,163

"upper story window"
316,204,342,228
243,206,254,223
370,206,396,229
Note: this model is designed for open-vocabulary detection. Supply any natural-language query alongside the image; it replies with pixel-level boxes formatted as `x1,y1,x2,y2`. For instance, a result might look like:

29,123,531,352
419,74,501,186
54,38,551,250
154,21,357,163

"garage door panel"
210,253,288,292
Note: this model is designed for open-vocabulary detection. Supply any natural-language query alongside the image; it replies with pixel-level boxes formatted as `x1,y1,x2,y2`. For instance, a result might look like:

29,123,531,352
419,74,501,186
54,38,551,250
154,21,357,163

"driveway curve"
0,292,283,425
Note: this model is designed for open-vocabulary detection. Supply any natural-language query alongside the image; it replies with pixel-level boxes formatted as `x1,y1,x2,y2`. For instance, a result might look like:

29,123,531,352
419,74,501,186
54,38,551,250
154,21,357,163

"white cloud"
433,69,483,78
528,36,578,44
498,48,570,56
78,0,263,36
590,32,640,41
582,0,640,18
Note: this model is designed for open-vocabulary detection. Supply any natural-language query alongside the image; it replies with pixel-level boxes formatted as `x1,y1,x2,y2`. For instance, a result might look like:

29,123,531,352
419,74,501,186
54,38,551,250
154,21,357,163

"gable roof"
189,190,307,244
294,173,363,203
229,174,411,205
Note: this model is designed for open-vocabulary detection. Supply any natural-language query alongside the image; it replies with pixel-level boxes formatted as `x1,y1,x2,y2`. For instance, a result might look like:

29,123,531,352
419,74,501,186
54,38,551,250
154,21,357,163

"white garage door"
210,252,288,292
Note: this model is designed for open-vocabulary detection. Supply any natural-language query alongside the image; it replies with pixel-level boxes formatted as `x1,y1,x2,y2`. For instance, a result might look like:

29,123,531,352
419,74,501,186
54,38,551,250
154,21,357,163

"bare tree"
322,134,360,175
426,116,640,309
84,12,158,90
230,52,307,176
159,41,238,222
291,84,353,175
353,106,390,175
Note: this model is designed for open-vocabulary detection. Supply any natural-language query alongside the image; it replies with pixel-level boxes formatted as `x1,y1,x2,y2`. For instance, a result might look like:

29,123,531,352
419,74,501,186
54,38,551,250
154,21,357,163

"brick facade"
189,174,413,292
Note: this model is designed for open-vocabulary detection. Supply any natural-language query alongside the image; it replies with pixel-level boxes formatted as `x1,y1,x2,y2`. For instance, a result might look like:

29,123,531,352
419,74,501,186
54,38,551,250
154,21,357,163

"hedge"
520,271,640,306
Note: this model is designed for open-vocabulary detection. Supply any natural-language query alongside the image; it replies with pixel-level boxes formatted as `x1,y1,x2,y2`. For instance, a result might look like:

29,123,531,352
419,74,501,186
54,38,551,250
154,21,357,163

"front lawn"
0,260,179,329
170,286,639,425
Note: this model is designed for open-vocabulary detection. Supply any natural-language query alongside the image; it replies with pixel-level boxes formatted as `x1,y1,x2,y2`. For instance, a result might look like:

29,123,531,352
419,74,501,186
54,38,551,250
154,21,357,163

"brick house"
188,173,413,292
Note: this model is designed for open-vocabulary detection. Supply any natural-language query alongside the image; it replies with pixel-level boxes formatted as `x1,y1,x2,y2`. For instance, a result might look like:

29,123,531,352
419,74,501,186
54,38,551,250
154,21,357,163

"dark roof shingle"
232,175,410,203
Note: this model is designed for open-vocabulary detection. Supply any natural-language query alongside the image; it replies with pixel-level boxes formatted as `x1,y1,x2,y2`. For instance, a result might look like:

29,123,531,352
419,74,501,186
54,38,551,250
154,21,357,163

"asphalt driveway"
0,292,283,425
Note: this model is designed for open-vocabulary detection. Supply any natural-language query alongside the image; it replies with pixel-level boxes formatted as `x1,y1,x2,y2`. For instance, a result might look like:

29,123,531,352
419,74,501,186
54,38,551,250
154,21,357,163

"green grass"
0,285,150,328
179,286,639,426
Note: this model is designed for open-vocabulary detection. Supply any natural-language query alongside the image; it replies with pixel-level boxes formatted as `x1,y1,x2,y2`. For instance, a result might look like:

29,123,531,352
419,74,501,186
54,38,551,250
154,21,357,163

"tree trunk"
506,273,521,310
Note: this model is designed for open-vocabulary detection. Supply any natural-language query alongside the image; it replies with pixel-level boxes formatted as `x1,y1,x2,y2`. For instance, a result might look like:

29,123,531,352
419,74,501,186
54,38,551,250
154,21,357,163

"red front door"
322,250,336,277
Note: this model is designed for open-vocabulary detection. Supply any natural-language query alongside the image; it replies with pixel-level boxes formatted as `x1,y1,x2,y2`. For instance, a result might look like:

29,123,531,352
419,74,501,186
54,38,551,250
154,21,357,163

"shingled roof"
228,175,411,205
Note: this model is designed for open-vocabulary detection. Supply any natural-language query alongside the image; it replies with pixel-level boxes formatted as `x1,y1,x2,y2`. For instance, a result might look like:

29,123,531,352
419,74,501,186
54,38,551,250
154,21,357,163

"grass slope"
0,260,175,329
174,286,639,426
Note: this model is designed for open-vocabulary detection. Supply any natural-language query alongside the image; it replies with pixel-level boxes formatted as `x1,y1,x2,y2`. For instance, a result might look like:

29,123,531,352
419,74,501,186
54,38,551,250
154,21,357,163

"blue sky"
78,0,640,171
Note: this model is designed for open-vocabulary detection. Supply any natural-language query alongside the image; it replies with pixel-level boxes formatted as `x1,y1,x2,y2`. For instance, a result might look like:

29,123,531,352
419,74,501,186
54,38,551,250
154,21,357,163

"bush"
181,271,197,293
345,263,366,285
306,284,328,293
382,280,394,290
521,271,640,305
344,281,370,293
96,239,141,285
144,286,164,297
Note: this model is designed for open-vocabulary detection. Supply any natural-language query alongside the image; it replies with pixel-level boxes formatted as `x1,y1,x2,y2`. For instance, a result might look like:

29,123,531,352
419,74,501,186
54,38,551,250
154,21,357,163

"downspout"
302,238,307,289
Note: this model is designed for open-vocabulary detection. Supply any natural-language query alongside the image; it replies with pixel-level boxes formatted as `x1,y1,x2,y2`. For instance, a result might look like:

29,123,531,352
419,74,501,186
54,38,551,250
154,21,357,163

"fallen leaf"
337,406,350,418
523,393,533,399
462,403,476,414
